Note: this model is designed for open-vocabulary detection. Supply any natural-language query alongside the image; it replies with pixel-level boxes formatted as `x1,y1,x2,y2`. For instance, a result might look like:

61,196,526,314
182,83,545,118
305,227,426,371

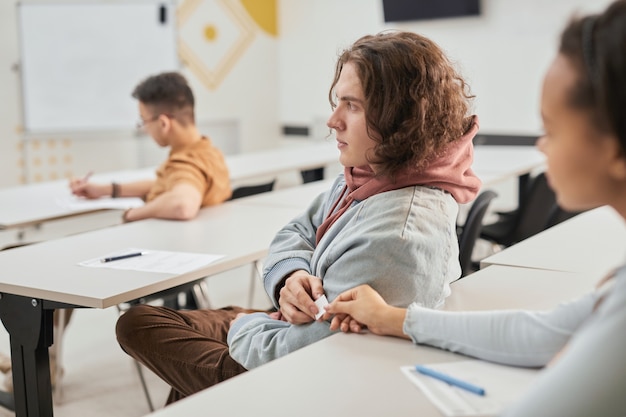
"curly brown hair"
328,31,474,178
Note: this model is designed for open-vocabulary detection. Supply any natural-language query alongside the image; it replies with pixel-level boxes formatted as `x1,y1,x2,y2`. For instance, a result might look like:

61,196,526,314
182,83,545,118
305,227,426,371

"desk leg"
0,294,54,417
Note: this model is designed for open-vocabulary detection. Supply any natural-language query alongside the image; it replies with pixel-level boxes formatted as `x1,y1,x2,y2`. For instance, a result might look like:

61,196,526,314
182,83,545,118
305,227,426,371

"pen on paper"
101,252,145,263
415,365,486,396
82,170,94,183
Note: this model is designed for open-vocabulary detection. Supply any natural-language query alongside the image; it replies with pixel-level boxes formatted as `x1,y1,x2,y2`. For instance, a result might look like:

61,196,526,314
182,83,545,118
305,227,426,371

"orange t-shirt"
146,136,231,206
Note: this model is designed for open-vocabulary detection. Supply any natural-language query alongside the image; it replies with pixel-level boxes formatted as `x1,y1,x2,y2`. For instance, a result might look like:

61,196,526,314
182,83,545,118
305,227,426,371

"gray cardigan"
228,174,461,369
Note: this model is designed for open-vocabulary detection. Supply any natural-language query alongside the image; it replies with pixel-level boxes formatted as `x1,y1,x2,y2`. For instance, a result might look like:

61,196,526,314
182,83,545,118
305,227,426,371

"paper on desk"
57,195,144,210
79,248,224,274
401,360,538,417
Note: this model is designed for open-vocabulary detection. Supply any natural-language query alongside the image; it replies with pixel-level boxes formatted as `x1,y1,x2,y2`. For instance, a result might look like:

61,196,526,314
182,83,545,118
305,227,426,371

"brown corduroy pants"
115,304,249,405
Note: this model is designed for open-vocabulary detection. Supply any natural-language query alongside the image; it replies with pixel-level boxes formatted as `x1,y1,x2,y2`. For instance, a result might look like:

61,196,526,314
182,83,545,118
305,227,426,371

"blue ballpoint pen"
415,365,486,396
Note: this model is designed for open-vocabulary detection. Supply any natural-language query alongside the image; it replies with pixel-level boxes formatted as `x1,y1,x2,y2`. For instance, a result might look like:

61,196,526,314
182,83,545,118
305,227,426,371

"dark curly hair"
559,0,626,154
132,72,195,126
328,31,474,178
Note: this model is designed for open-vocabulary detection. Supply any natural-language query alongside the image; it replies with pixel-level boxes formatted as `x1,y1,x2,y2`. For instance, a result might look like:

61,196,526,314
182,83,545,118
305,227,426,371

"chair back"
458,190,498,277
300,167,325,183
230,180,276,200
510,172,556,243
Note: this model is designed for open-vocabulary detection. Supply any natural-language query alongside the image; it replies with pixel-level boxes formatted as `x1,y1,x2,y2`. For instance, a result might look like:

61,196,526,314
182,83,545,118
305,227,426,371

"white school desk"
237,143,544,188
226,141,337,185
147,331,465,417
143,264,595,417
232,179,334,209
0,169,154,231
0,201,302,417
232,143,542,188
0,180,107,231
472,145,544,181
481,205,626,276
0,142,337,231
0,143,539,231
232,145,544,210
444,265,600,312
237,143,543,184
118,141,338,186
472,145,545,205
92,141,338,186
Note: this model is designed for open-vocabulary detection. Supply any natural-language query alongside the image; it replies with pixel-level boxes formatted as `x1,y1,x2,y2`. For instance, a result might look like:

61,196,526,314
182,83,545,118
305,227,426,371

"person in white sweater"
323,2,626,416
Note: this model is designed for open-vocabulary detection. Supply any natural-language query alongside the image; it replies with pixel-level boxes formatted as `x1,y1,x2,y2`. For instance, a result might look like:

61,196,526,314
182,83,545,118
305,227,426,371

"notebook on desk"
56,195,144,211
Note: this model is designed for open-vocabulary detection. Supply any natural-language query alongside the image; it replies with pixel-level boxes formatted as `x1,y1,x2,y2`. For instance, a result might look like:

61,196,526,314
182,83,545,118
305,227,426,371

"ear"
606,136,626,180
608,157,626,180
158,114,173,132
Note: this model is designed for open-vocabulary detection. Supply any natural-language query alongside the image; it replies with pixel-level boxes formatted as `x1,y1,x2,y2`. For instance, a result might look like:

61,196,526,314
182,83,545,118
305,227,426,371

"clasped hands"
231,269,393,335
231,269,326,326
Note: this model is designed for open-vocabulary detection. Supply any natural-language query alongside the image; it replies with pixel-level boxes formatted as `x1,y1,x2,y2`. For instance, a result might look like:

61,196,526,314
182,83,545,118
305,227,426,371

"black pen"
101,252,145,263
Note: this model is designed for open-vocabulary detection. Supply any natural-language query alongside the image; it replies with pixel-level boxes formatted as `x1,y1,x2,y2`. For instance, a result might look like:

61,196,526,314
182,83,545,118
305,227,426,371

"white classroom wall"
0,1,22,188
278,0,613,135
0,0,280,188
0,0,614,189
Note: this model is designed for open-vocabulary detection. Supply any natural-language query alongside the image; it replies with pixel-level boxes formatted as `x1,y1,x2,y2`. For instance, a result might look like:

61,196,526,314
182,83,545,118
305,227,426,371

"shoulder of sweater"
364,184,456,206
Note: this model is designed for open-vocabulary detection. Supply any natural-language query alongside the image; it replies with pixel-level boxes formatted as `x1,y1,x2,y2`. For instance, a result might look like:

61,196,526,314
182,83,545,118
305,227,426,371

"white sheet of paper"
314,294,329,320
401,360,538,417
57,195,144,210
79,248,224,274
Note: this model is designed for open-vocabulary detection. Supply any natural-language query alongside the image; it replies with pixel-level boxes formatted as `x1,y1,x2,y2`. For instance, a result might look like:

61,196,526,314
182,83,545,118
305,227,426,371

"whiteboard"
18,1,179,133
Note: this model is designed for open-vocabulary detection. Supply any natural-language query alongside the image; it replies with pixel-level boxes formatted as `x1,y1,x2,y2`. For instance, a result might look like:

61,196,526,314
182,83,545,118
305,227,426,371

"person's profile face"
537,54,618,212
137,102,168,147
326,62,378,170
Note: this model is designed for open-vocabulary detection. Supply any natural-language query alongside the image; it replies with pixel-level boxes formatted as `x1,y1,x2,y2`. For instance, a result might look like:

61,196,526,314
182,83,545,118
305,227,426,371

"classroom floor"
0,265,274,417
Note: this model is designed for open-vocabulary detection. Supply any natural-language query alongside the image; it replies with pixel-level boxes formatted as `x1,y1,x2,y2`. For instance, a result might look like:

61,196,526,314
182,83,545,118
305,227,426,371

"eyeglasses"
136,114,160,129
